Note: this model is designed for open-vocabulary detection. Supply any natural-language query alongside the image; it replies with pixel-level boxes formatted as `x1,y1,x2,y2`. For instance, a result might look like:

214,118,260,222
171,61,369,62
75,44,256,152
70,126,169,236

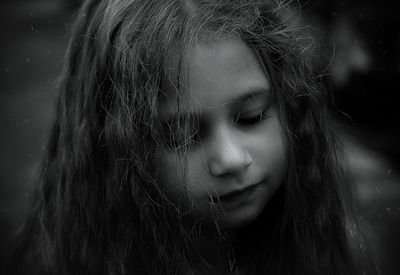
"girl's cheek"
162,153,184,198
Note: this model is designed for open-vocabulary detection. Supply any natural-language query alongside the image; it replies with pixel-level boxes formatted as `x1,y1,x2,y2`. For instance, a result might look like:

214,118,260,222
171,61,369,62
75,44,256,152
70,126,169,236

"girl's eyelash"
163,106,271,150
235,108,271,126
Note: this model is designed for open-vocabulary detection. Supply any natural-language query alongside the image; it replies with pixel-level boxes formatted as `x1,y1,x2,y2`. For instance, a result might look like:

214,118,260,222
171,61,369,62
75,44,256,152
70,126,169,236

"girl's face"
160,38,287,229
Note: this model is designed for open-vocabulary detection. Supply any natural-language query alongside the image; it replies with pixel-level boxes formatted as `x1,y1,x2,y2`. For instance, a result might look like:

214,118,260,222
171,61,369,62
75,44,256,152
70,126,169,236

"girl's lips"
212,182,263,204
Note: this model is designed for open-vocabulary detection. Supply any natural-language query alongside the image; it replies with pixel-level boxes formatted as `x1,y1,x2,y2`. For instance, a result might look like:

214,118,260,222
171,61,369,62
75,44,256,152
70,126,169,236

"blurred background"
0,0,399,274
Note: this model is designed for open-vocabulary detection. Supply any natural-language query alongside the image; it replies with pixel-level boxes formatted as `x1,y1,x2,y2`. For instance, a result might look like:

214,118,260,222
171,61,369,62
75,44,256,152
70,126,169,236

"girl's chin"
192,199,266,230
217,202,266,229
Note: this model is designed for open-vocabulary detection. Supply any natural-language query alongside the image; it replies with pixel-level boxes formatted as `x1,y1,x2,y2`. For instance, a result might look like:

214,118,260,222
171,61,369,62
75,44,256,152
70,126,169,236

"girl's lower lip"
215,183,262,207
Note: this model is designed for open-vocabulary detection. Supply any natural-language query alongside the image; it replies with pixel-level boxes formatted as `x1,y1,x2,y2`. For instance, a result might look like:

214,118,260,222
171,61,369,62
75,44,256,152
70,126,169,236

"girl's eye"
235,108,270,126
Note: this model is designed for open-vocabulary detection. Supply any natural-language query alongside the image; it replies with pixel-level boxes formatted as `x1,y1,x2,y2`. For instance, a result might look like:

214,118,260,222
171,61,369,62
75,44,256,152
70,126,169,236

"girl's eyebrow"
231,88,271,104
163,88,271,122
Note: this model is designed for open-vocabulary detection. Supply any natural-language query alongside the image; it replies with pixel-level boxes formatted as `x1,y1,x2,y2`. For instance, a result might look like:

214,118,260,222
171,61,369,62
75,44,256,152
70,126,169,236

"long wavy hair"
10,0,377,274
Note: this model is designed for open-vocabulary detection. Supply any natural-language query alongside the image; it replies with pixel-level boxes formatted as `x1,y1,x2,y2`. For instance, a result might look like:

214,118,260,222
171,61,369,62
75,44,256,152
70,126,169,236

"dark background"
1,0,399,274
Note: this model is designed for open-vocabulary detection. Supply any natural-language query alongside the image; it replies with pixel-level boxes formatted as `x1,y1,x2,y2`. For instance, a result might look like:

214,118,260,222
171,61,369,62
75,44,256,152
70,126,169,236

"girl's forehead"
160,38,271,116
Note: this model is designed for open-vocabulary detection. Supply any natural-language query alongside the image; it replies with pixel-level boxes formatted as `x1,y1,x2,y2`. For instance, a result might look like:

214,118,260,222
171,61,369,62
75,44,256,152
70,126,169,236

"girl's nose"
207,127,253,177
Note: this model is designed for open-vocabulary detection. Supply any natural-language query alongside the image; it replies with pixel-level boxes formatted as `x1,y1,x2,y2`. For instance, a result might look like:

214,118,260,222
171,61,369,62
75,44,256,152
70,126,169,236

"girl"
10,0,377,274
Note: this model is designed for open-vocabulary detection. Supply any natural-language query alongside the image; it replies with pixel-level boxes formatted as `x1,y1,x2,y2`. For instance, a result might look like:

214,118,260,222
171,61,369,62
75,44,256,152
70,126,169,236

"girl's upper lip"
214,182,262,201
